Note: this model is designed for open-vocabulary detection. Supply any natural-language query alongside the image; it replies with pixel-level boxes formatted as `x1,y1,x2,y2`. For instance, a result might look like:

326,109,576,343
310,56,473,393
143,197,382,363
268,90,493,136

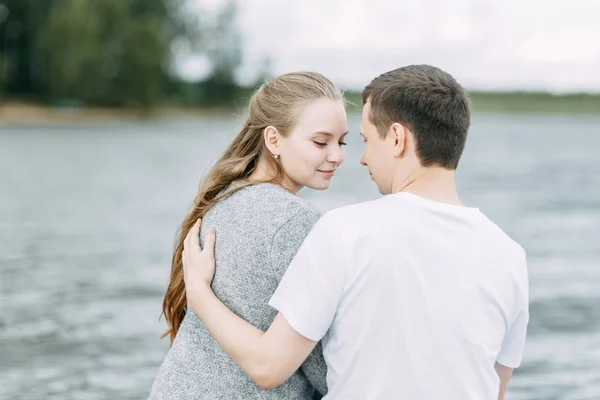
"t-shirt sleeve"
496,265,529,368
268,206,327,394
496,307,528,368
269,212,346,342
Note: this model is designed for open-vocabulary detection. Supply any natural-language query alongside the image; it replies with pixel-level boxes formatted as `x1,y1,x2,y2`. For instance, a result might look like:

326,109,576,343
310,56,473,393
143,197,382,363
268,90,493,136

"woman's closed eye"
313,141,347,147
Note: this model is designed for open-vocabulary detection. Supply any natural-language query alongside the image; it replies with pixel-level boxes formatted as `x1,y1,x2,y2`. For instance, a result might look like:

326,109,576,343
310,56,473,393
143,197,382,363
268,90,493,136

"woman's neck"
249,157,301,194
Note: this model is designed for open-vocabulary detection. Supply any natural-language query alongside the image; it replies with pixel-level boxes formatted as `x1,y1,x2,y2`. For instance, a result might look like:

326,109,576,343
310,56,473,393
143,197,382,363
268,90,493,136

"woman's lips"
318,169,335,176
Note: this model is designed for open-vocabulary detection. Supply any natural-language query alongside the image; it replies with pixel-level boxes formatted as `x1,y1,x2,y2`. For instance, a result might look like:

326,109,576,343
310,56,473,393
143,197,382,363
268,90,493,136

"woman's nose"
328,146,344,165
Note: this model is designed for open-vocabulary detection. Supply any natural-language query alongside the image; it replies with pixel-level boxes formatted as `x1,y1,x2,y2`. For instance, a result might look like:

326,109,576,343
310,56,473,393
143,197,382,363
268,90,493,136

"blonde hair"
161,72,342,344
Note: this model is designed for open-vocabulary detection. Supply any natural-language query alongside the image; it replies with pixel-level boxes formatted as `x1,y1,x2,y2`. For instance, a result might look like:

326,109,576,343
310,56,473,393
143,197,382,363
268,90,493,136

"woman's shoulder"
207,183,320,229
234,183,319,216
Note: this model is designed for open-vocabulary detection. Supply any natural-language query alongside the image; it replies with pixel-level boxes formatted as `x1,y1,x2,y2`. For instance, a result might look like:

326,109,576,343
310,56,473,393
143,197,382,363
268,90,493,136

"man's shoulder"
325,195,408,219
477,213,527,259
317,197,392,233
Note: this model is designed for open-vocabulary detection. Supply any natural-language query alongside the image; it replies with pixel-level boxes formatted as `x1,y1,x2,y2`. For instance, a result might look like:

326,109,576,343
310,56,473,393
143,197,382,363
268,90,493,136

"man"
182,65,529,400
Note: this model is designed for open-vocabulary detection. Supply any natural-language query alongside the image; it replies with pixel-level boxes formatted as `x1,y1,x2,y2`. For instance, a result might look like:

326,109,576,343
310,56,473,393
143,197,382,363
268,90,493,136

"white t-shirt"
269,192,529,400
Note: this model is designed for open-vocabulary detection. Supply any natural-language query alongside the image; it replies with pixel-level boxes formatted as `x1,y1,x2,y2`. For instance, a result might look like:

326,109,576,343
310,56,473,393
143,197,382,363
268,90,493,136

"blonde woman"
149,72,348,399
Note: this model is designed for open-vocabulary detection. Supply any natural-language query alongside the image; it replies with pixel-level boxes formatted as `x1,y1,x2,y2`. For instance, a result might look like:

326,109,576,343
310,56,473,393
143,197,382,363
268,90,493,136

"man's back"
270,192,529,400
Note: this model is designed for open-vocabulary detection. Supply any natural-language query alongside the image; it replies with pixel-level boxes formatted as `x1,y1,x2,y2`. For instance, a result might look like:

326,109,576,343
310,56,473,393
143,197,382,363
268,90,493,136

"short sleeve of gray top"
148,183,327,400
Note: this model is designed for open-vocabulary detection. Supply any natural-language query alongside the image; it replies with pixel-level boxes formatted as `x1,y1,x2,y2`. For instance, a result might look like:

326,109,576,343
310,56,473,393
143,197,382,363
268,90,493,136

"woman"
148,72,348,399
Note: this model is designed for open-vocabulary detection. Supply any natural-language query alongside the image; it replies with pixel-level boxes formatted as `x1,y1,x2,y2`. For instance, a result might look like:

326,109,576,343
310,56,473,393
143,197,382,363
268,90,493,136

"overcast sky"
180,0,600,92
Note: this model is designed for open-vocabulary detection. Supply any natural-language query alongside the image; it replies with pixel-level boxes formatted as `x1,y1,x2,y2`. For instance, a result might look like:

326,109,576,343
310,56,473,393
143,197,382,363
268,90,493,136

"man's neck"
392,167,463,206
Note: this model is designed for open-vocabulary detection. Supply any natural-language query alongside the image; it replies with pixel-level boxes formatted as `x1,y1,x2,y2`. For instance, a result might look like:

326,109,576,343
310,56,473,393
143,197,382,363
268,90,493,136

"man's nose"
360,154,367,166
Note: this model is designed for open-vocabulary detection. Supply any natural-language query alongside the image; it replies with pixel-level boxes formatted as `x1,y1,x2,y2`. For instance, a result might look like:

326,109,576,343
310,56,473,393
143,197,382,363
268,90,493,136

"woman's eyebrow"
313,131,349,137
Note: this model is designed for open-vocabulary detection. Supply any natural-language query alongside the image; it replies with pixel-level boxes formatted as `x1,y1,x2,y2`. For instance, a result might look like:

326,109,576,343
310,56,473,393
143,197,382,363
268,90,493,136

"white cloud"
186,0,600,91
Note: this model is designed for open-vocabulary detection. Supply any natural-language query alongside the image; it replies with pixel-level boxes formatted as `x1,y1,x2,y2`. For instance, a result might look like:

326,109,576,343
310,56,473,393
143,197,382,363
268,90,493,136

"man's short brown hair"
362,65,470,170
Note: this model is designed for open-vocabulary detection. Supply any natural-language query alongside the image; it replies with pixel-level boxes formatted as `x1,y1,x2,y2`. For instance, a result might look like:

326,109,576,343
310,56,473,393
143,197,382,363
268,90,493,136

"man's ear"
264,126,281,157
390,122,407,157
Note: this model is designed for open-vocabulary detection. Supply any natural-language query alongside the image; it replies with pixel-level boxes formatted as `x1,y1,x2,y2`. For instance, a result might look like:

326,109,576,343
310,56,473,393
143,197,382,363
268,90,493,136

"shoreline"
1,95,599,126
0,103,237,125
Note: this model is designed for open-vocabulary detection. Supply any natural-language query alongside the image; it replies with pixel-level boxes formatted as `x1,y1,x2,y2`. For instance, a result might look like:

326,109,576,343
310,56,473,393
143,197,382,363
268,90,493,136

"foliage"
0,0,242,108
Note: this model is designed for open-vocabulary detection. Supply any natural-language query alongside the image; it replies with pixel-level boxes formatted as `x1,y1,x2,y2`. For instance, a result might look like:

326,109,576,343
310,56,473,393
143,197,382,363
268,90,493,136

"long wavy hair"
161,72,342,345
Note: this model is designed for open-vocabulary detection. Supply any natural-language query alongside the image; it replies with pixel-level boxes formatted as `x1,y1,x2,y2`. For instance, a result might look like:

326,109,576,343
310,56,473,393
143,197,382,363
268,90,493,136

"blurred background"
1,1,599,399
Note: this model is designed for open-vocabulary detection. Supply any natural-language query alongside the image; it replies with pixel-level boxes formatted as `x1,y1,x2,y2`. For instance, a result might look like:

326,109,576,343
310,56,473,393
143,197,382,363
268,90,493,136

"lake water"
1,114,599,399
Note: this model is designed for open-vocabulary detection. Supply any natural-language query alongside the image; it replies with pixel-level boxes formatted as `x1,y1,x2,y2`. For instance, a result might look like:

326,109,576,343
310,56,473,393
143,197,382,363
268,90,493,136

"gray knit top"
149,183,327,400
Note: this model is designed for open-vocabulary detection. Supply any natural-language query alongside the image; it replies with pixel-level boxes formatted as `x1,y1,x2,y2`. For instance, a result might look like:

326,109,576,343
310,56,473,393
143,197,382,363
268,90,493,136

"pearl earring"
272,154,279,159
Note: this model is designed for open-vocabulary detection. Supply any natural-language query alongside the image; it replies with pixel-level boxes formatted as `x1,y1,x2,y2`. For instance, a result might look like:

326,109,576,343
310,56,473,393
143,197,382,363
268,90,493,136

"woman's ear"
263,126,281,157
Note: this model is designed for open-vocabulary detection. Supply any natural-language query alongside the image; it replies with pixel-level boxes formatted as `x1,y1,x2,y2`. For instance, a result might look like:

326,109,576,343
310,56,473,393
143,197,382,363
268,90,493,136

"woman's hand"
182,218,216,314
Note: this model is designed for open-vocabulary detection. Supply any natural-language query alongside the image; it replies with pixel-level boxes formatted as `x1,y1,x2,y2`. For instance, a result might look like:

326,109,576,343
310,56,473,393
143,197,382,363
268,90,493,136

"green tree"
0,0,242,108
35,0,104,103
206,0,241,83
0,0,200,107
35,0,173,107
198,0,243,106
1,0,54,99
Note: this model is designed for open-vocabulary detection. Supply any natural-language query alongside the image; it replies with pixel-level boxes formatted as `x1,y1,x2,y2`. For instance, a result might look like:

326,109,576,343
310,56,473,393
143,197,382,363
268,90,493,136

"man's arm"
495,251,529,400
182,219,318,389
192,288,317,389
495,362,513,400
268,208,327,396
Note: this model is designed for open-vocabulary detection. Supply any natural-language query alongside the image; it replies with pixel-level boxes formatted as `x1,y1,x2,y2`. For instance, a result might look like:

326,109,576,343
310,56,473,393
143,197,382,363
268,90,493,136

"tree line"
0,0,249,108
